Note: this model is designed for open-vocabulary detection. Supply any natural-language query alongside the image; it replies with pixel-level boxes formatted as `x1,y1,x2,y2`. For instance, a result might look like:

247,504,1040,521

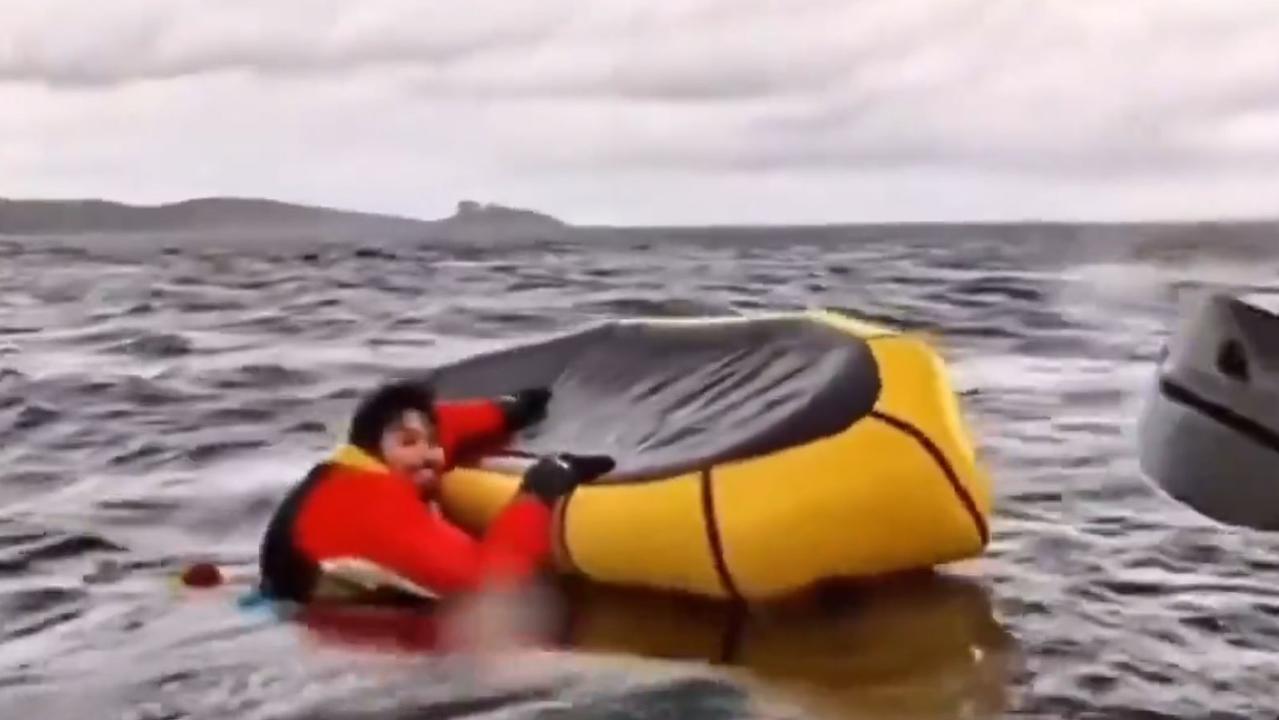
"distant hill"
0,196,569,242
436,200,567,240
5,194,1274,256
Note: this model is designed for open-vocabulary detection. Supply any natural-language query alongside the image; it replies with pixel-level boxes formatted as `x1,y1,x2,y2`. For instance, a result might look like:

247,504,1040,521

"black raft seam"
700,467,743,602
1159,377,1279,455
868,410,990,547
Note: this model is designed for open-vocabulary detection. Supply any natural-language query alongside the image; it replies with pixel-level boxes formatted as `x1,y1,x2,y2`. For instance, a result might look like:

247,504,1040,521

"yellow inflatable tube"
435,309,993,602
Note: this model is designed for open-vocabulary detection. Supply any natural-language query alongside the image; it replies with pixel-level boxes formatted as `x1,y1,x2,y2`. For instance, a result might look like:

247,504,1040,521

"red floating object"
181,562,224,588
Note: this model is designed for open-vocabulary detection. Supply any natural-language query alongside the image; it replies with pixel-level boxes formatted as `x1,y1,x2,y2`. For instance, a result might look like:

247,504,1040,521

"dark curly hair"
346,379,436,457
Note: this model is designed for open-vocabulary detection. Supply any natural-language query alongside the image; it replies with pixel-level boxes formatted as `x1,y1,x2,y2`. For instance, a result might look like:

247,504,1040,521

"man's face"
378,409,446,494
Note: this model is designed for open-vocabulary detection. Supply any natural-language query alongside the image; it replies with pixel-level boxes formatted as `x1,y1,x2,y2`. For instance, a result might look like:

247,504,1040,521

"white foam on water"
1059,256,1279,309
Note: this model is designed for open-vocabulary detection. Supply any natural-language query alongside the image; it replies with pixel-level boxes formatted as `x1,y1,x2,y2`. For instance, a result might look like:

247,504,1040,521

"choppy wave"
2,227,1279,719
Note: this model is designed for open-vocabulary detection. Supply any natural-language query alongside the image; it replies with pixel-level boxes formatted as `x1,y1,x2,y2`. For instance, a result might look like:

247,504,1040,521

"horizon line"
4,192,1279,231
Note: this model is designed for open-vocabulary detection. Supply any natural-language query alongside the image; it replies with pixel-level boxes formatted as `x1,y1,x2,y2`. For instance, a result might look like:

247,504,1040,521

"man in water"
258,379,613,604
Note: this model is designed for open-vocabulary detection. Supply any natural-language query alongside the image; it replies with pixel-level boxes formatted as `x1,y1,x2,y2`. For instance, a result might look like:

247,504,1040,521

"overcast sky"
3,0,1279,225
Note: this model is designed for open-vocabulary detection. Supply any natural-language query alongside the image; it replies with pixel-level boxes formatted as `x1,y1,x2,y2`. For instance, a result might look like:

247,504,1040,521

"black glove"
519,453,615,504
497,387,552,431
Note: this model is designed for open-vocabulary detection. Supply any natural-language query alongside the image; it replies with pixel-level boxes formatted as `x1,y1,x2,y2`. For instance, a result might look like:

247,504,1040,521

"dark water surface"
2,227,1279,719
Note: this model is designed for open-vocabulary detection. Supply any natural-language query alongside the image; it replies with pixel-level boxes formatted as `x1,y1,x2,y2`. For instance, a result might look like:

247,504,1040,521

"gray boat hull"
1136,292,1279,531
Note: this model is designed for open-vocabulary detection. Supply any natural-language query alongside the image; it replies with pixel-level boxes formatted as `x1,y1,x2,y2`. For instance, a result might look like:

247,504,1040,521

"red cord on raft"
180,562,224,588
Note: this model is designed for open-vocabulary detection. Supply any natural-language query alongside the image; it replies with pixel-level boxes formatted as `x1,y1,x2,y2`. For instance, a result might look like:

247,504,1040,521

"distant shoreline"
3,194,1278,239
0,196,568,240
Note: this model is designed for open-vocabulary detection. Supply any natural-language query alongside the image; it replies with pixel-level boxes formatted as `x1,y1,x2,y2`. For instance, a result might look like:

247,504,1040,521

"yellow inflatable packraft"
431,309,993,601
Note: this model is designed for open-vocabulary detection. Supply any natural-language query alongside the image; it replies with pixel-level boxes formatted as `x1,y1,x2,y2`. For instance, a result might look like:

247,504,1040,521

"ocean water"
2,226,1279,719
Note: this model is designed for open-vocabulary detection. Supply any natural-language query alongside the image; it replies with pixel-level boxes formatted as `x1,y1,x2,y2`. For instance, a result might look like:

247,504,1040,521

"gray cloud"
3,0,1279,224
421,0,1279,175
0,0,568,86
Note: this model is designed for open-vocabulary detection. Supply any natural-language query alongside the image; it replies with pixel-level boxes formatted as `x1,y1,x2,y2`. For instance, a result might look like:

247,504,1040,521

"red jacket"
259,399,550,603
